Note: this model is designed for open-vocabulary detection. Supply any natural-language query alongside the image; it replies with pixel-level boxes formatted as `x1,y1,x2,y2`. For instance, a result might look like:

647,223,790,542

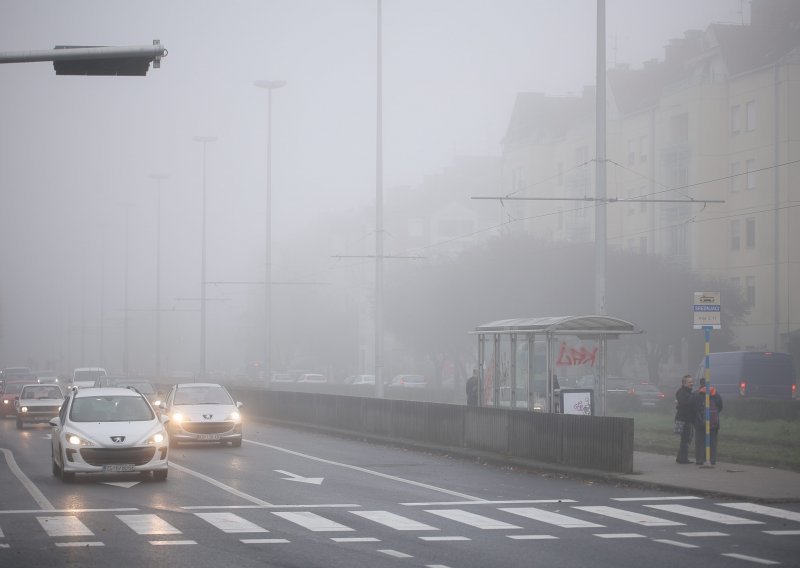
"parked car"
345,374,376,386
628,382,666,407
388,374,427,388
14,383,64,429
49,386,169,482
162,383,243,447
269,372,294,383
297,373,327,384
0,367,32,380
71,367,108,388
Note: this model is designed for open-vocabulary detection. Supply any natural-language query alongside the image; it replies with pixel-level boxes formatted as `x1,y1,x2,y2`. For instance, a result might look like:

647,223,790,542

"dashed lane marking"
652,539,700,549
721,553,780,565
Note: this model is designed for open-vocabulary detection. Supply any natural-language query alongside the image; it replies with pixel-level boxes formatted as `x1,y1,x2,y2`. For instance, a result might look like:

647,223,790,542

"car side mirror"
236,401,244,409
160,414,169,425
49,417,60,427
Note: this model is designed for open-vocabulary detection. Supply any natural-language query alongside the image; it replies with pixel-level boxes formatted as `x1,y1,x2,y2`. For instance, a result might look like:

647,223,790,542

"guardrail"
229,388,634,474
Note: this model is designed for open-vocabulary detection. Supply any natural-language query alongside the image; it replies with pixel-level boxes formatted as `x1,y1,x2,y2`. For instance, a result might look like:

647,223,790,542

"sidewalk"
615,451,800,502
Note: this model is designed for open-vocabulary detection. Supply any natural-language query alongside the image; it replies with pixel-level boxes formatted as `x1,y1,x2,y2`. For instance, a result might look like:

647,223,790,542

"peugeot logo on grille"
202,414,213,420
111,436,125,443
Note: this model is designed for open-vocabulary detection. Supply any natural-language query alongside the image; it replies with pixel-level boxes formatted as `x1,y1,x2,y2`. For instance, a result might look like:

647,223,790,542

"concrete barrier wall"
230,388,634,474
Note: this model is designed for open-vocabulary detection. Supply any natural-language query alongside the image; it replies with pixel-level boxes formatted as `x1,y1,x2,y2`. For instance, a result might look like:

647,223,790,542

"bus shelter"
473,315,642,416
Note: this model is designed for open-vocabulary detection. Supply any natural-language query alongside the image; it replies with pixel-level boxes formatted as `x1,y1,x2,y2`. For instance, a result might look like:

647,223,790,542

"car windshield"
119,383,155,395
2,382,29,394
174,386,232,405
74,370,105,382
70,395,154,422
20,385,63,399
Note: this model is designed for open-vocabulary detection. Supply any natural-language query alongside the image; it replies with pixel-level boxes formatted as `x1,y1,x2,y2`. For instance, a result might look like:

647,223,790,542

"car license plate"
102,464,135,472
198,434,221,441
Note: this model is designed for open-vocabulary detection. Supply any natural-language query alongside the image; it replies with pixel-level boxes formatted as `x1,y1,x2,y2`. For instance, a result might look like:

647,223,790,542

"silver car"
15,383,63,429
163,383,243,447
50,387,169,482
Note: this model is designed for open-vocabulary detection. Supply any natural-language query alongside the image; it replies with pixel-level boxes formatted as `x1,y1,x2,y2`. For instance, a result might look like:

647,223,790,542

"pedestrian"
466,368,479,406
692,377,723,466
674,374,694,464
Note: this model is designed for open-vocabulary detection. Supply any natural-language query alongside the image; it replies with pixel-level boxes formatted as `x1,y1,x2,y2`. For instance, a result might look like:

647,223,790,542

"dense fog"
0,0,750,379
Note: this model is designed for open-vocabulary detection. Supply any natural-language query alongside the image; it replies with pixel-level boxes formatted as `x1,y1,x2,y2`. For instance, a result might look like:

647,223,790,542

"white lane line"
425,509,521,530
245,440,485,501
183,504,358,510
1,449,54,511
0,544,10,548
242,538,290,544
117,514,181,535
419,536,470,541
402,499,576,506
149,540,197,546
0,508,139,515
169,462,273,506
678,532,729,537
645,504,764,525
593,533,647,539
573,506,684,527
331,537,381,543
652,539,700,549
380,549,413,558
763,530,800,535
55,541,104,547
351,511,438,531
0,527,3,537
427,565,453,568
37,516,93,537
612,496,703,502
272,511,353,532
500,507,604,528
194,512,268,533
721,553,780,565
507,535,558,540
720,502,800,522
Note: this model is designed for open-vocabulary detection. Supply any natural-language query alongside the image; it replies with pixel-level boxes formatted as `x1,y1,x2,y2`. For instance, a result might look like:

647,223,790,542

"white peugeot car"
163,383,243,447
50,387,169,482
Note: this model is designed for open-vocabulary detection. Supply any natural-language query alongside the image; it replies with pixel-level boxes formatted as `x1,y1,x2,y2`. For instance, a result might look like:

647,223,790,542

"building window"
639,136,648,163
746,100,757,131
730,162,742,192
746,217,756,248
730,219,741,250
731,104,741,134
670,113,689,144
746,159,757,190
627,140,635,166
745,276,755,306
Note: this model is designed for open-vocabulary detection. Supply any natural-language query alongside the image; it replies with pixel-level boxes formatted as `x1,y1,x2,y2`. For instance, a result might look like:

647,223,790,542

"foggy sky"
0,0,748,374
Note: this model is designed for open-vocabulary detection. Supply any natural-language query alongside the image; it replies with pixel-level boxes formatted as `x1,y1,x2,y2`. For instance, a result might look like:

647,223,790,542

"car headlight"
66,432,95,446
171,412,184,424
2,400,8,405
230,411,241,423
20,406,28,413
146,431,166,445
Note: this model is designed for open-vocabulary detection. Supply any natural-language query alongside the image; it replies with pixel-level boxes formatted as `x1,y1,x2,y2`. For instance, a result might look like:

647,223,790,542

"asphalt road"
1,416,798,568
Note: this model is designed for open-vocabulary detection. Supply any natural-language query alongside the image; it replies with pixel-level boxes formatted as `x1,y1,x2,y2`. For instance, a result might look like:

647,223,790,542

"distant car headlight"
230,411,241,423
66,432,94,446
20,406,28,413
2,400,8,405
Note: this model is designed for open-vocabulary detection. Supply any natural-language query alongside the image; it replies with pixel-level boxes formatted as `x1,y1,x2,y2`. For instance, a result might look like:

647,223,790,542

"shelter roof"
474,315,641,335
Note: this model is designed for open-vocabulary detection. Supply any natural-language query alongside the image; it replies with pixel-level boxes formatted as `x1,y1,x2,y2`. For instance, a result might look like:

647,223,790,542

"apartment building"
502,0,800,357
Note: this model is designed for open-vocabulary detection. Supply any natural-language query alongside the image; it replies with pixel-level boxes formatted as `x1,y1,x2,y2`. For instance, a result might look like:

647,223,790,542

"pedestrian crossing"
0,500,797,549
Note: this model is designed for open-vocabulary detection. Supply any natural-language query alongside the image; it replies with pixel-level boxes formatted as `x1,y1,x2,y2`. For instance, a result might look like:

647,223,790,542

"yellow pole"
704,327,712,466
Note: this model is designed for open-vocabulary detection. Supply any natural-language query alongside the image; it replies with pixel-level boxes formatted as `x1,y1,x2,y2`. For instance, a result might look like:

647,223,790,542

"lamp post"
118,202,135,375
254,80,286,384
193,136,216,380
149,173,169,380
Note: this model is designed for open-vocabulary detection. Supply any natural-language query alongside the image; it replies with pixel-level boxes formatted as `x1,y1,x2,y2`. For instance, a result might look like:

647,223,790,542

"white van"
71,367,108,388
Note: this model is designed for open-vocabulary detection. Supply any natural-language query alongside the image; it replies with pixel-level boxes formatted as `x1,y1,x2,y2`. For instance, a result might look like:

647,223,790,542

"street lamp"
118,202,135,375
149,173,169,380
193,136,217,380
254,80,286,384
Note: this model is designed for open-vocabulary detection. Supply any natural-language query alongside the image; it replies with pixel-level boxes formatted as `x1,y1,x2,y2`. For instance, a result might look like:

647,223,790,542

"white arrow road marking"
102,482,141,488
274,470,324,485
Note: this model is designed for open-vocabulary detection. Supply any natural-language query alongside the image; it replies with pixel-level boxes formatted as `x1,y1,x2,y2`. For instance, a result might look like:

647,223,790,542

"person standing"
674,374,694,464
466,369,479,406
692,377,723,465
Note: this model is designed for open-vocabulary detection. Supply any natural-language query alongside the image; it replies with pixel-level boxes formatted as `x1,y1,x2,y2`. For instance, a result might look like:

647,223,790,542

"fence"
229,388,634,474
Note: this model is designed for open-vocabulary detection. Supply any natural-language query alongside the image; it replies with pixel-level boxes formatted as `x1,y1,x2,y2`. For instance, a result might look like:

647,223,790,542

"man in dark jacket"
692,377,723,466
466,369,479,406
674,374,694,463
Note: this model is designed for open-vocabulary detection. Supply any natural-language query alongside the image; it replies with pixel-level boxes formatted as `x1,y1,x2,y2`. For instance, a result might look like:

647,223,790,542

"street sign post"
693,291,721,468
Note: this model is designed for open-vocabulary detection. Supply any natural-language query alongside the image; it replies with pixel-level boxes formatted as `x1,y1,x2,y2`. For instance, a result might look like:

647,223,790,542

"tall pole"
595,0,607,315
254,80,286,384
149,173,169,380
193,136,216,380
119,202,134,375
375,0,385,398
